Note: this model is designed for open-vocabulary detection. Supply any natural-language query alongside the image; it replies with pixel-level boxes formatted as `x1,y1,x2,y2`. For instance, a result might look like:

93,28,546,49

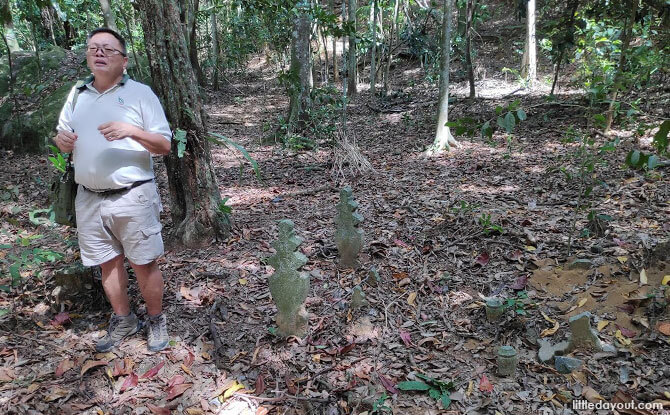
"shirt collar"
77,73,129,91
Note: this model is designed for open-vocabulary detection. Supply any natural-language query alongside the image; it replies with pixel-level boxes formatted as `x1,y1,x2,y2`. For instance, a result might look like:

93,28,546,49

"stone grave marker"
335,187,363,269
267,219,309,337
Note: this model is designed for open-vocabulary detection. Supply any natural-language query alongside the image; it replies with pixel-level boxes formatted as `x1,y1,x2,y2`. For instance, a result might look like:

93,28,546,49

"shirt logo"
118,97,125,105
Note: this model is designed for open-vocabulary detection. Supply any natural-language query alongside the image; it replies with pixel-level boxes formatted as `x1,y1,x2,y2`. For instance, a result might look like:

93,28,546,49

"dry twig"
331,127,374,179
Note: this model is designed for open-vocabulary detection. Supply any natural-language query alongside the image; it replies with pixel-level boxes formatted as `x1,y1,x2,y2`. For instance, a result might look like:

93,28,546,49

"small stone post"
267,220,310,337
335,187,363,269
567,312,603,351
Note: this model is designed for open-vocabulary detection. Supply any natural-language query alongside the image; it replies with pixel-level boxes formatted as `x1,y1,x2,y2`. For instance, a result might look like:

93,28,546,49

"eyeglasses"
86,45,126,57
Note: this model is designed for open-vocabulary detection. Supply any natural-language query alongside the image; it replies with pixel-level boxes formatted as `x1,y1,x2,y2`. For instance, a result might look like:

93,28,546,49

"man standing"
53,28,172,352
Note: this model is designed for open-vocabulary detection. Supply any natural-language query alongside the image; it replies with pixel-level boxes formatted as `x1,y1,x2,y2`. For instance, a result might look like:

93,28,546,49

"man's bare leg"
131,259,168,351
100,254,131,316
130,260,164,316
96,254,140,352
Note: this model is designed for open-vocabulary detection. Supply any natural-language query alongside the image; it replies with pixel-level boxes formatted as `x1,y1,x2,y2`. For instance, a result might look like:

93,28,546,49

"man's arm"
98,122,171,155
55,86,78,153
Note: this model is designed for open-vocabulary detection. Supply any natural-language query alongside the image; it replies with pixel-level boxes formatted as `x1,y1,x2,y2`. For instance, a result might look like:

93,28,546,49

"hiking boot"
146,313,169,352
95,312,141,352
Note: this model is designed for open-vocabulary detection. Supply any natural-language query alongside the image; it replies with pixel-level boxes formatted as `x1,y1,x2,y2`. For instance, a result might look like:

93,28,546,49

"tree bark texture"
189,0,205,86
347,0,357,96
136,0,230,247
605,0,637,132
118,5,144,81
41,6,57,46
287,0,312,130
1,29,17,109
369,0,378,95
427,0,458,155
0,0,21,52
464,0,476,98
383,0,399,96
550,0,579,95
330,0,338,83
211,1,220,90
522,0,536,85
98,0,119,32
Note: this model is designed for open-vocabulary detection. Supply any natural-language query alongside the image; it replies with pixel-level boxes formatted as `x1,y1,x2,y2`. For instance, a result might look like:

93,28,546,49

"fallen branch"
209,299,226,368
233,392,330,403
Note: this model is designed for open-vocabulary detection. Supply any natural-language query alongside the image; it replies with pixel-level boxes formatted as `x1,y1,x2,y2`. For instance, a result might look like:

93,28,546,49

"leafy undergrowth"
1,47,670,415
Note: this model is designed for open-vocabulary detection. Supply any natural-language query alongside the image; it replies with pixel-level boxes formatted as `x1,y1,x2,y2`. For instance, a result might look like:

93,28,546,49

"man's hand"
98,121,141,141
54,130,77,153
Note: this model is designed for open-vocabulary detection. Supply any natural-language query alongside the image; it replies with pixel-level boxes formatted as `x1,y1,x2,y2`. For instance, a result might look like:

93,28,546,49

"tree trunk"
136,0,229,247
521,0,536,86
0,0,21,52
605,0,637,132
62,19,76,49
383,0,399,96
320,24,329,84
211,0,220,90
118,5,144,81
464,0,475,98
456,0,466,36
30,22,42,83
41,6,57,46
330,0,338,83
178,0,205,86
369,0,378,95
550,0,579,96
98,0,119,32
426,0,458,155
314,21,323,84
347,0,357,96
1,29,17,110
287,0,313,130
189,0,205,86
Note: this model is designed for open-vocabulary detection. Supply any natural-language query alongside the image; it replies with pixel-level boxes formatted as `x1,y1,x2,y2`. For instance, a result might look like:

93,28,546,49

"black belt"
83,179,153,195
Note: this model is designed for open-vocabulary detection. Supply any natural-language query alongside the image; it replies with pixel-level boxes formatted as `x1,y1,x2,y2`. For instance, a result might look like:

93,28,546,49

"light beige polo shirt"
57,75,172,191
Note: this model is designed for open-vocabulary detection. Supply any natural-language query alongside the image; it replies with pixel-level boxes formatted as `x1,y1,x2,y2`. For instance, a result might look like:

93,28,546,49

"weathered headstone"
267,220,310,337
537,339,569,363
367,267,381,287
567,312,603,351
566,258,593,270
335,187,363,269
350,286,367,309
554,356,583,374
52,262,106,306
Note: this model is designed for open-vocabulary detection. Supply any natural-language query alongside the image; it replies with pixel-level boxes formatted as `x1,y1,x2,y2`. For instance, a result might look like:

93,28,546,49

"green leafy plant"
28,208,53,226
272,85,345,149
0,186,19,202
217,197,232,215
557,126,618,253
624,119,668,171
652,119,669,155
478,213,504,235
450,200,481,215
174,129,187,158
447,100,526,142
370,393,392,414
3,238,62,289
504,291,533,315
502,67,529,88
625,149,659,170
208,132,262,181
397,373,454,409
48,145,67,173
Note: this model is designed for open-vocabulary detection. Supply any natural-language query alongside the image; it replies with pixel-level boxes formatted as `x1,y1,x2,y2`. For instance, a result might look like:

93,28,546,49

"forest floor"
1,20,670,415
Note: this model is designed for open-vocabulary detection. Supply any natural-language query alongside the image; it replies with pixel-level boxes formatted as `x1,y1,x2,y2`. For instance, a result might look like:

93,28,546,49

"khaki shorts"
75,181,164,266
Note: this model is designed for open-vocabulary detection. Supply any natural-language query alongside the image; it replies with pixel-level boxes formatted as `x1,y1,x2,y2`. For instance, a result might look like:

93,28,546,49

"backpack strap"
72,75,94,111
